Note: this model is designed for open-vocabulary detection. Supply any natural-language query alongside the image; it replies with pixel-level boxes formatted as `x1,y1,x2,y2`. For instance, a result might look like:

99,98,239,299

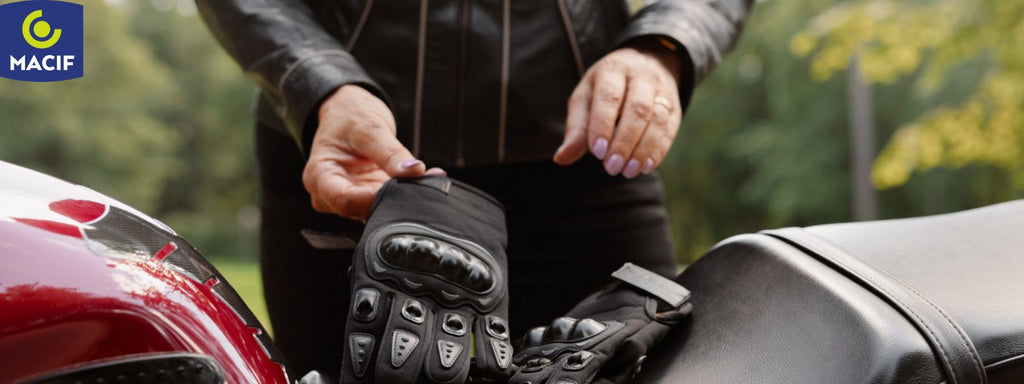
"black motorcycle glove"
340,177,513,384
509,263,693,384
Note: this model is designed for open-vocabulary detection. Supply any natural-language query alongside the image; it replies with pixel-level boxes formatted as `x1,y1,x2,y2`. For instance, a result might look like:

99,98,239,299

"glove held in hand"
341,177,512,384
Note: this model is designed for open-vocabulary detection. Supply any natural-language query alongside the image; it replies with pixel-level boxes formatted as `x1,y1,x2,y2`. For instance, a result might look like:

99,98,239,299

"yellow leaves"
790,32,818,58
793,0,1024,189
872,127,922,189
872,71,1024,189
792,0,966,83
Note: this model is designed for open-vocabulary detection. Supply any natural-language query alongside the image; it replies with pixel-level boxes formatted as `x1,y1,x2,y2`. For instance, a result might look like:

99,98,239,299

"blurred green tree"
792,0,1024,191
1,0,1020,266
0,0,180,210
0,0,257,258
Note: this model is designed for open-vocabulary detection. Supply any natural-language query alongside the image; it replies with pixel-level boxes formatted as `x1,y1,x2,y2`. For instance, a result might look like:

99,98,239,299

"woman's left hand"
554,40,685,178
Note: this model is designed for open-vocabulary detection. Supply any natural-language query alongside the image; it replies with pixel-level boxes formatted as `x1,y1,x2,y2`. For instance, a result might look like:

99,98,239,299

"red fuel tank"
0,161,290,384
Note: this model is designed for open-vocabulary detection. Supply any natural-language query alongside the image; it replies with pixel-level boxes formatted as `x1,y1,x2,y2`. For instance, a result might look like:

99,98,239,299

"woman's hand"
303,85,443,220
554,41,685,178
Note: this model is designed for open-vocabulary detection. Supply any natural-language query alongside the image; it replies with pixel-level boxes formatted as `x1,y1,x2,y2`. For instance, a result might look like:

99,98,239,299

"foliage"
0,0,1020,266
0,1,258,258
791,0,1024,190
0,0,180,209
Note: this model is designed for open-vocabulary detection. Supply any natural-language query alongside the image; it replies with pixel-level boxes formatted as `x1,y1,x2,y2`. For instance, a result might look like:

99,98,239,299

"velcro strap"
611,263,690,308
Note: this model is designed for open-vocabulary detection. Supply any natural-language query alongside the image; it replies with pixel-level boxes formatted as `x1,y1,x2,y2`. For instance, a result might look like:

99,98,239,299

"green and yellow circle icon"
22,10,62,49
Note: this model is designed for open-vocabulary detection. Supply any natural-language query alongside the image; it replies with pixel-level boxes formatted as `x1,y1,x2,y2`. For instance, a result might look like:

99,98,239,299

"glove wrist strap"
610,263,691,308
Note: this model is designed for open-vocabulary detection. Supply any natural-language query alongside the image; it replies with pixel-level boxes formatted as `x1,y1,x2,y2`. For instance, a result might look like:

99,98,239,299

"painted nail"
604,154,625,176
592,138,609,160
642,158,655,174
622,159,641,179
400,159,424,170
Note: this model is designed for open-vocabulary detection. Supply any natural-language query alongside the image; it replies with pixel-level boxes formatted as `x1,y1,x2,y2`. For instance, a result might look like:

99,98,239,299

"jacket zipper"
497,0,510,162
556,0,585,77
413,0,429,157
345,0,375,51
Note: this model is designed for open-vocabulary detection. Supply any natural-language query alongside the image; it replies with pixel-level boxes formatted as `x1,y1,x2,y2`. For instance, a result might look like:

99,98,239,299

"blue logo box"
0,0,84,82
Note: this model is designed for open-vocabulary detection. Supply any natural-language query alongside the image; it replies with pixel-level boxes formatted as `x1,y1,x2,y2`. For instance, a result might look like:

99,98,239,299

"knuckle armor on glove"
510,263,693,384
341,177,512,384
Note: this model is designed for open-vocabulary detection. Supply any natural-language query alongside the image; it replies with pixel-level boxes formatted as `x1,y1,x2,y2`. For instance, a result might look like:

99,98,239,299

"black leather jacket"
198,0,751,166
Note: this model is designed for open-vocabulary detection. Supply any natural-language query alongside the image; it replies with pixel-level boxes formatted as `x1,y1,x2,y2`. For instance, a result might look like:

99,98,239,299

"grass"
208,258,272,335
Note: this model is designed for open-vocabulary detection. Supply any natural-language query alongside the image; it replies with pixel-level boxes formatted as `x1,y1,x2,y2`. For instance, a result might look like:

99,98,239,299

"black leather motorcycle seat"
637,200,1024,384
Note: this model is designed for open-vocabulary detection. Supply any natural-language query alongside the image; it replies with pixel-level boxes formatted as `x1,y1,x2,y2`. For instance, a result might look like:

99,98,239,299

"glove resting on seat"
509,263,693,384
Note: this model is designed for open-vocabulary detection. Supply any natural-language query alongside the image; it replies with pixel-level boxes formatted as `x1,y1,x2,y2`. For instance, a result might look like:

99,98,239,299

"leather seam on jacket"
413,0,429,157
497,0,510,162
345,0,375,51
555,0,585,76
763,230,976,384
245,46,292,74
275,49,352,119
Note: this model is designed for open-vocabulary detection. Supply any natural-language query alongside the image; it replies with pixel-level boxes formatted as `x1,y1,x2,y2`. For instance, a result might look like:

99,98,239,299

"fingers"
604,78,656,176
346,126,425,178
341,286,391,383
310,169,380,219
558,47,684,178
472,315,514,380
586,68,628,162
374,293,432,384
553,79,593,165
623,96,677,178
423,310,473,384
425,167,448,177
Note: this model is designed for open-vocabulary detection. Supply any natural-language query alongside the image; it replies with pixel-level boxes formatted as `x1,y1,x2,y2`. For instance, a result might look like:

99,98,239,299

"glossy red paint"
10,217,82,239
49,199,107,223
0,162,290,383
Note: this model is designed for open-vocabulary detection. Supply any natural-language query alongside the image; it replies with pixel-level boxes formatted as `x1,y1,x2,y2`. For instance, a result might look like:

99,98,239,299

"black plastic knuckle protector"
352,288,380,322
514,317,623,365
365,222,505,311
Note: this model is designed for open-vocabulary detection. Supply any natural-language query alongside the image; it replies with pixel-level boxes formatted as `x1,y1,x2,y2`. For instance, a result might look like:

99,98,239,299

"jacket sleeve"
196,0,387,149
616,0,754,111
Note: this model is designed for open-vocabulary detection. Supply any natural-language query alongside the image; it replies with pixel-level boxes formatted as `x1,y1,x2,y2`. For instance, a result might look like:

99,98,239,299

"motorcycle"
0,160,1021,384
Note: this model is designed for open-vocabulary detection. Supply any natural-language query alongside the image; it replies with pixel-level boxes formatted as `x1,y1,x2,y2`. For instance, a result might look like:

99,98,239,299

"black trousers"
256,125,677,376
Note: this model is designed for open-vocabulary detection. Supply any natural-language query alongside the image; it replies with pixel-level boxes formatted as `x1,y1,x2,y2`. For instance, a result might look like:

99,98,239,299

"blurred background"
1,0,1021,329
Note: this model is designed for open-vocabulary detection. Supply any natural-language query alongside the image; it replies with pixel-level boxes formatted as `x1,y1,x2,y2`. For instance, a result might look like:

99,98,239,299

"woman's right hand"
303,85,442,221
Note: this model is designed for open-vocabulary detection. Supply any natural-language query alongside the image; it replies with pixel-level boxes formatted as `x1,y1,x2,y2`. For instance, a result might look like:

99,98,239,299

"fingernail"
622,159,641,179
400,159,423,170
605,154,625,175
554,143,567,156
592,138,609,160
642,158,655,174
425,168,447,176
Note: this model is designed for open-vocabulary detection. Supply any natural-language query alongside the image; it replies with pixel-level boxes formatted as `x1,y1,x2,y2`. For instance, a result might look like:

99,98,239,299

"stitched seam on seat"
785,227,984,383
874,266,985,383
771,233,960,384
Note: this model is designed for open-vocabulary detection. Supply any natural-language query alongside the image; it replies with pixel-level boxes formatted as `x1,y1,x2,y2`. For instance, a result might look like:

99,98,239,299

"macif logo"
0,1,83,82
